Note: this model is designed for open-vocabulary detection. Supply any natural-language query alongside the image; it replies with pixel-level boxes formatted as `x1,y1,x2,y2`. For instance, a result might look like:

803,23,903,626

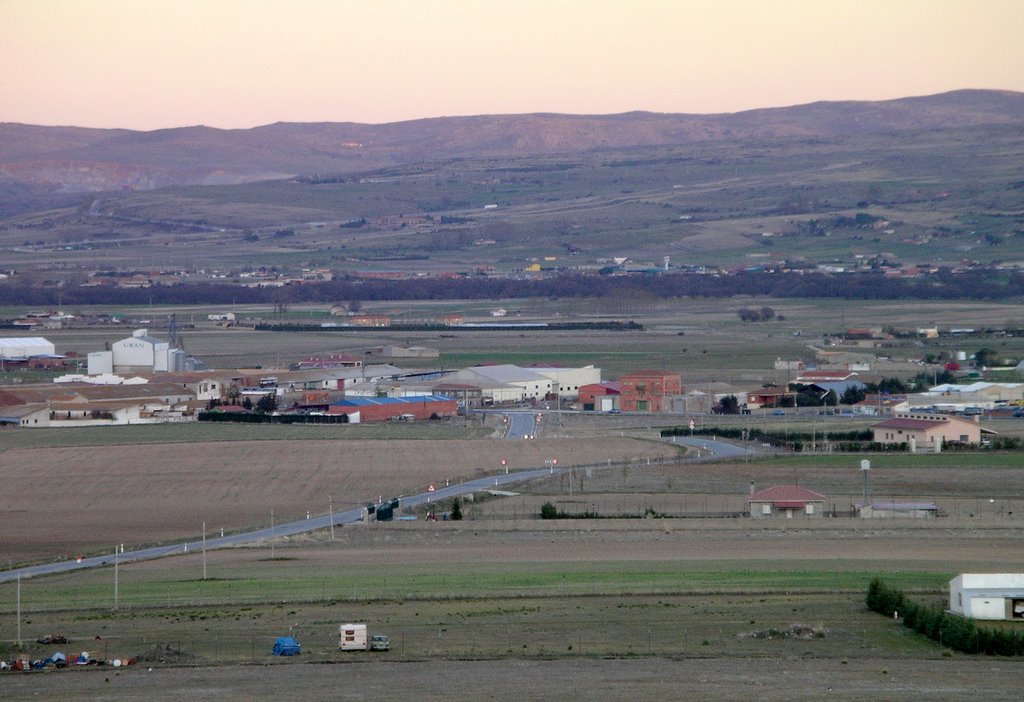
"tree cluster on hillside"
4,268,1024,307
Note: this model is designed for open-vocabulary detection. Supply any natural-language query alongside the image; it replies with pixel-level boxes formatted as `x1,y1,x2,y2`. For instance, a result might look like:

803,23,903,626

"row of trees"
6,268,1024,306
866,578,1024,656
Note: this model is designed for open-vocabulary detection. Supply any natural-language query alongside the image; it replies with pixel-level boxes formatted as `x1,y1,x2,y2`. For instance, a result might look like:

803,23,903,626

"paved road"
0,466,564,584
0,430,753,584
666,435,758,460
503,411,540,439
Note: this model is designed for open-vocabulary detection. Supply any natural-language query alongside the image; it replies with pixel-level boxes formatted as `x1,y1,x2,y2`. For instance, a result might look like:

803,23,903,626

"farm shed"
855,501,938,518
748,485,826,519
949,574,1024,621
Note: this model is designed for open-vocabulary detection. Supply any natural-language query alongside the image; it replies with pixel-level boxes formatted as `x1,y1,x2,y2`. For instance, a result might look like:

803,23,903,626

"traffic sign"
428,484,435,492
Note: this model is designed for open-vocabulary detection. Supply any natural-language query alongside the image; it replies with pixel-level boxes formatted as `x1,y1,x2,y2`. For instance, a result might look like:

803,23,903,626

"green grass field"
1,551,952,665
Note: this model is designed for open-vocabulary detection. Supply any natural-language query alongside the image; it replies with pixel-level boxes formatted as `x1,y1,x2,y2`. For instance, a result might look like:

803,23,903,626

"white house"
949,574,1024,620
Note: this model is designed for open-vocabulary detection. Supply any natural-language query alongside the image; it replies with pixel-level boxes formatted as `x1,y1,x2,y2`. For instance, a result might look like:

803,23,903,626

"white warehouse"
949,573,1024,621
0,337,56,358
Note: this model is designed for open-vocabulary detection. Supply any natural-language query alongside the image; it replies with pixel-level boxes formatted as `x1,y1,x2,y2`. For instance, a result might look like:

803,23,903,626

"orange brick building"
618,370,681,412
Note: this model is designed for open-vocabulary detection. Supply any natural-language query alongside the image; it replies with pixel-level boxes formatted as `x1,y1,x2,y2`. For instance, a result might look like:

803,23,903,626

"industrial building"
327,395,457,423
949,574,1024,621
88,329,187,374
0,337,56,359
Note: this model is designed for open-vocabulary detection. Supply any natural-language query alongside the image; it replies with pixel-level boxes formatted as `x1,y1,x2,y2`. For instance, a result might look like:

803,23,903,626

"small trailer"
338,623,389,651
338,623,368,650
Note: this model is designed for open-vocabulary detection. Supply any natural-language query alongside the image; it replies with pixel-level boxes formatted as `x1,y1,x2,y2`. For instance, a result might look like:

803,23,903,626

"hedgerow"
866,578,1024,655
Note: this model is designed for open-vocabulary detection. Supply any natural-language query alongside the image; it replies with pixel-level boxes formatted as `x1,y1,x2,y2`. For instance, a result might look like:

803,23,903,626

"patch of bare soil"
2,657,1023,701
0,437,675,562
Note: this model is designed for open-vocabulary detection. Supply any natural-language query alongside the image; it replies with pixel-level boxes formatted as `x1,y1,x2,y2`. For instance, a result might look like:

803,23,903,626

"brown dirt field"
3,656,1024,702
0,438,676,563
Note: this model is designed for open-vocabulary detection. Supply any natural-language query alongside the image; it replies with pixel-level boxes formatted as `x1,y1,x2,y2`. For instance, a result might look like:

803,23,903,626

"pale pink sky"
2,0,1022,130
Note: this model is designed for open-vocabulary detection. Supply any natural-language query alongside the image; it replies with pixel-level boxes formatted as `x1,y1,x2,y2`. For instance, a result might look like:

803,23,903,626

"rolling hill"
2,89,1022,196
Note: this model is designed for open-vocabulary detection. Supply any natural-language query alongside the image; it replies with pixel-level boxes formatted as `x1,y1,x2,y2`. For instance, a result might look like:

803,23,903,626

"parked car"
369,635,390,651
771,409,786,416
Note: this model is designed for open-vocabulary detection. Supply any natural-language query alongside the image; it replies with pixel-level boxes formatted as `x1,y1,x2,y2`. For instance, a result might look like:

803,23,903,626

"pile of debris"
134,644,196,665
738,624,827,640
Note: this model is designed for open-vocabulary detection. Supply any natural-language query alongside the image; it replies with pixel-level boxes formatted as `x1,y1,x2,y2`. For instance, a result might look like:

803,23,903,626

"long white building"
0,337,56,358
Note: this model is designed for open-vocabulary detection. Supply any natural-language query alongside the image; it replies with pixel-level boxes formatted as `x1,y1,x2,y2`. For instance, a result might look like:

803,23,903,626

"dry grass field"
0,436,677,563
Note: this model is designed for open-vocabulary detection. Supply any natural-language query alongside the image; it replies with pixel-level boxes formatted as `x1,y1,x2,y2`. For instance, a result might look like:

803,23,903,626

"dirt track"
3,656,1023,701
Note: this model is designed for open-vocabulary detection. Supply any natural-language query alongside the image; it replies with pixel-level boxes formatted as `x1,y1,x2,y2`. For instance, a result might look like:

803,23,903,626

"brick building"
618,370,681,412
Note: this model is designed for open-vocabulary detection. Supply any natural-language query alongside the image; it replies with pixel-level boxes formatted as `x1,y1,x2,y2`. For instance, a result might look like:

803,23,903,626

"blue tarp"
272,636,301,656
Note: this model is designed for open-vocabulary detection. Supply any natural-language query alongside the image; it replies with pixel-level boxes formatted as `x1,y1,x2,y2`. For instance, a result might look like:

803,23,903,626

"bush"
540,502,559,519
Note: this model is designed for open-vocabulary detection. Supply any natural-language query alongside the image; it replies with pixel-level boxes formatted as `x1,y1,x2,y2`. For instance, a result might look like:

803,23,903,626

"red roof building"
579,382,620,411
748,485,827,519
872,412,987,448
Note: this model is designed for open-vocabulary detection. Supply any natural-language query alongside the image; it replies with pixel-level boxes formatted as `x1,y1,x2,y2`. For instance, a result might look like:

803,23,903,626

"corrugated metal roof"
467,365,549,383
332,395,451,407
874,418,945,430
748,485,826,503
0,337,53,348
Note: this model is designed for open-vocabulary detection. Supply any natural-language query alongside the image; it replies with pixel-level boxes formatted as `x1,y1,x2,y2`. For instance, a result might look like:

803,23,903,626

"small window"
761,503,771,515
805,503,815,515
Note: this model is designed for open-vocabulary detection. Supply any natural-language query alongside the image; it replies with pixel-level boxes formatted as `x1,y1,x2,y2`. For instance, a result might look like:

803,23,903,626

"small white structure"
338,623,368,650
949,574,1024,621
87,351,114,375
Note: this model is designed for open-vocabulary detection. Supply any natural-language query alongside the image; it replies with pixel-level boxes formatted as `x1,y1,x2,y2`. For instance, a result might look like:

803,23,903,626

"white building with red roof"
747,485,826,519
872,412,991,449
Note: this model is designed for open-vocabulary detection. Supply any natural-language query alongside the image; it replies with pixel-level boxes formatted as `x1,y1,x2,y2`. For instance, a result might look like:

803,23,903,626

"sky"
2,0,1023,131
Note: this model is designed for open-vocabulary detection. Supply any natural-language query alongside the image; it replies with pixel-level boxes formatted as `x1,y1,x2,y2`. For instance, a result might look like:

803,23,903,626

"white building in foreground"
949,574,1024,621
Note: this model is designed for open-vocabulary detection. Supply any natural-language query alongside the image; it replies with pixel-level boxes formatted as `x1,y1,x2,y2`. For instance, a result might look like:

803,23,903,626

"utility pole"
329,495,335,541
202,521,207,581
16,574,21,648
113,546,119,611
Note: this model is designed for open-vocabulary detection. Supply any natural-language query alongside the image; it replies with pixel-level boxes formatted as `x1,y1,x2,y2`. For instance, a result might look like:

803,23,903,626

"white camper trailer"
338,623,368,650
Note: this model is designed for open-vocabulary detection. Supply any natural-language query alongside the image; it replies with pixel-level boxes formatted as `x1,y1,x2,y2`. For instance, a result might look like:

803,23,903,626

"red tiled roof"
873,418,945,430
748,485,826,503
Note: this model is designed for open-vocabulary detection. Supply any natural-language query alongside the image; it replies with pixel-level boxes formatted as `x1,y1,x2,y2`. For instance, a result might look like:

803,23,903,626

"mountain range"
2,89,1023,196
